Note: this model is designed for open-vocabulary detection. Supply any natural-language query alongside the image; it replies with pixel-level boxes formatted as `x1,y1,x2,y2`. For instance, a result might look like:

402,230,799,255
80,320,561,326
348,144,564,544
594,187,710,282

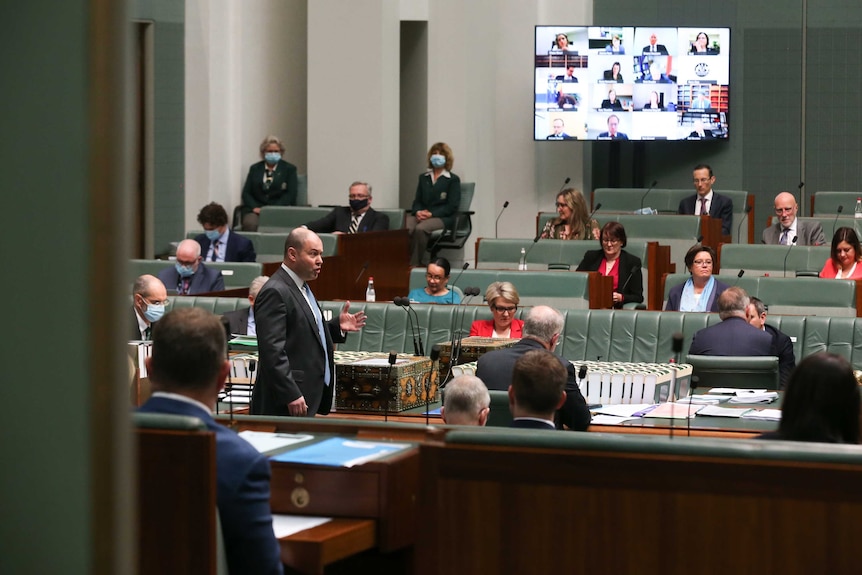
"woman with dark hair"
408,257,461,304
577,222,643,308
689,31,718,55
820,226,862,279
665,244,729,312
602,61,624,83
761,353,860,444
539,188,600,241
406,142,462,266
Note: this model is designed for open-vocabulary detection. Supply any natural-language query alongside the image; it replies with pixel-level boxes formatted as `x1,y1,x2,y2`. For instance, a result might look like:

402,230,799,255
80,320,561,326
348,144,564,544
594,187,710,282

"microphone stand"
833,206,844,237
394,297,421,356
783,236,798,278
494,201,509,238
736,204,752,243
668,332,684,440
640,180,658,211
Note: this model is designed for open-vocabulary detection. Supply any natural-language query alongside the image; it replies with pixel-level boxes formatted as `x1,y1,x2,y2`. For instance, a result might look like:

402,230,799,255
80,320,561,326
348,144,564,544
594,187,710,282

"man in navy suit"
678,163,734,236
195,202,256,262
222,275,268,336
747,296,796,390
304,181,390,234
138,307,284,575
688,287,774,357
158,239,225,295
508,349,568,430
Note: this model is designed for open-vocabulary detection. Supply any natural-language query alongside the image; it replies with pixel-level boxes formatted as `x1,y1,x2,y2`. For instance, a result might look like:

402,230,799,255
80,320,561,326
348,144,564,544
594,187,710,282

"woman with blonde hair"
540,188,599,240
469,282,524,338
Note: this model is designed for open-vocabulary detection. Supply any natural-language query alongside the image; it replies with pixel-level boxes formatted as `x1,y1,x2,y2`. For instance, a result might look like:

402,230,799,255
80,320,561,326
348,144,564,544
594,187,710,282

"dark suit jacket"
241,159,298,215
410,171,462,228
138,396,283,575
761,220,826,246
598,131,629,140
305,206,390,234
678,191,734,236
475,338,591,431
576,249,644,307
765,323,796,390
158,263,224,295
222,308,251,336
130,307,146,340
665,279,729,312
251,267,346,416
642,44,668,54
688,130,714,139
688,316,774,356
511,418,556,430
194,231,257,262
600,99,624,110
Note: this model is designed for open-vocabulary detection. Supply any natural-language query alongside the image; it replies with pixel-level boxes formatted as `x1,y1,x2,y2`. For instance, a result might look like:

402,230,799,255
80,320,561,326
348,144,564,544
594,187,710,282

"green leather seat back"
757,277,856,317
486,390,513,428
164,296,250,315
258,206,333,232
812,191,862,216
718,244,826,277
207,262,263,290
129,259,173,284
375,208,406,229
255,232,337,263
686,354,780,389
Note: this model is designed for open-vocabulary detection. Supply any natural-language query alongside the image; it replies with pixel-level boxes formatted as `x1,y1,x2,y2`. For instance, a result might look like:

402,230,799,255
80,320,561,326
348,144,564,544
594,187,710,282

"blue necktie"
303,283,330,386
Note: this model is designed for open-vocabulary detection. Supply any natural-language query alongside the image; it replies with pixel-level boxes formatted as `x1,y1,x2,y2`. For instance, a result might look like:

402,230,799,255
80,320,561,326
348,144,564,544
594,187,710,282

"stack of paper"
696,405,753,418
741,409,782,421
642,402,701,419
678,394,723,405
728,392,779,404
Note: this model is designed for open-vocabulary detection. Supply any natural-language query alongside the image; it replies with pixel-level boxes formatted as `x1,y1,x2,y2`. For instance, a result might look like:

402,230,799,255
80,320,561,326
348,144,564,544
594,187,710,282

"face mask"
264,152,281,164
430,154,446,168
143,303,165,323
204,229,221,241
175,263,195,278
349,198,369,211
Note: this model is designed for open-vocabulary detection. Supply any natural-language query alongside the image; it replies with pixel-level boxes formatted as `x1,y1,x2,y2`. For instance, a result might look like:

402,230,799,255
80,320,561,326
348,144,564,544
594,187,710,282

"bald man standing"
762,191,826,246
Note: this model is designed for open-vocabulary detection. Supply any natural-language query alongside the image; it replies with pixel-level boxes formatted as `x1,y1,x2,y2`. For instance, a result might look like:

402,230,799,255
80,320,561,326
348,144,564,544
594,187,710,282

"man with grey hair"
746,296,796,389
305,181,390,234
441,375,490,426
158,238,224,295
475,305,590,430
221,275,269,336
688,287,773,356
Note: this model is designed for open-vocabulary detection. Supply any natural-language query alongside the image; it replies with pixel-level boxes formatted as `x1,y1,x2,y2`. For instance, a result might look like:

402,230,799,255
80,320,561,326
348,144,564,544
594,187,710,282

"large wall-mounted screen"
534,26,730,141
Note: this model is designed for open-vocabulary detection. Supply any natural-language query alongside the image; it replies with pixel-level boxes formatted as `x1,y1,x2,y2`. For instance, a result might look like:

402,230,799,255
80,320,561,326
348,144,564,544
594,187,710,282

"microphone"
384,351,397,422
798,181,804,190
494,201,510,239
428,345,441,425
354,261,370,284
619,265,641,297
782,236,798,277
640,180,658,211
587,202,603,224
736,204,752,243
442,287,481,389
733,269,745,286
522,229,544,269
696,235,704,244
449,262,470,304
833,205,844,236
670,332,684,440
393,297,422,356
557,176,571,195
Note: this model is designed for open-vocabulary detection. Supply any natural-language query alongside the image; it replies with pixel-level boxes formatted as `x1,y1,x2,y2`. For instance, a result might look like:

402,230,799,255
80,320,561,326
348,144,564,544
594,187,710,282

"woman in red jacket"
469,282,524,339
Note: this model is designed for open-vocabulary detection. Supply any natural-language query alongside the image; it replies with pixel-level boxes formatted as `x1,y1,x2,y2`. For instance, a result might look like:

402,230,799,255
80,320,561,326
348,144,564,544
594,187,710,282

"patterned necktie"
210,240,219,262
699,197,708,216
144,326,152,341
349,215,359,234
303,283,331,386
180,278,190,295
264,169,273,190
780,228,790,245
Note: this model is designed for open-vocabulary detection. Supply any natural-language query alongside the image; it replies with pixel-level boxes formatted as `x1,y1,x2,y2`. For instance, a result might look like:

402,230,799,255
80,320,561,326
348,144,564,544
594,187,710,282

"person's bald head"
441,375,490,426
175,239,202,272
284,228,324,282
522,305,564,350
774,192,798,228
133,275,168,322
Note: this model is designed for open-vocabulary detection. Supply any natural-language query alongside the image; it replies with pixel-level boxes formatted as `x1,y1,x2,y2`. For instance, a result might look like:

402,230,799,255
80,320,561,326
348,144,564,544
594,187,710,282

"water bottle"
519,247,527,271
365,277,376,302
855,197,862,219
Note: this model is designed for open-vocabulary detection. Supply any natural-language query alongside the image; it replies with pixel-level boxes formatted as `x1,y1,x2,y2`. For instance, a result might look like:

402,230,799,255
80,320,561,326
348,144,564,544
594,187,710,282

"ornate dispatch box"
437,336,519,376
334,351,439,412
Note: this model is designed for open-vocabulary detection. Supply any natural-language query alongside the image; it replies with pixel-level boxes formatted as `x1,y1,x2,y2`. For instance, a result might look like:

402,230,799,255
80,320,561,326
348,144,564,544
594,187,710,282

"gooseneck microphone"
669,332,684,440
442,287,481,389
522,229,544,267
427,345,441,425
640,180,658,211
557,176,571,195
393,297,422,356
733,269,745,286
587,202,603,225
495,201,510,238
833,205,844,236
782,236,798,277
736,204,752,243
354,261,370,284
449,262,470,304
619,264,641,297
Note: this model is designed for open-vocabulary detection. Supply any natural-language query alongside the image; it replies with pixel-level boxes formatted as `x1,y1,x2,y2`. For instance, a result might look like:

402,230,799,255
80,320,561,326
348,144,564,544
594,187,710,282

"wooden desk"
279,518,376,575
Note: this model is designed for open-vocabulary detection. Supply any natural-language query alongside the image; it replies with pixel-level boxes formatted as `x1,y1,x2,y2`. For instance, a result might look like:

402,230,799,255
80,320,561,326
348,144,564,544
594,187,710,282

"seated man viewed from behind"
441,375,491,426
304,181,390,234
759,352,860,444
508,349,568,430
688,287,773,357
138,307,284,574
194,201,257,262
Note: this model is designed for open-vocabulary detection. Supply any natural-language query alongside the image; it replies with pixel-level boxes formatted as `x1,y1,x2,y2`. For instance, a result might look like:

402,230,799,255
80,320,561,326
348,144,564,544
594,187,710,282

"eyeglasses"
348,195,369,200
693,259,713,266
555,202,567,208
143,296,170,306
774,207,794,214
425,273,445,281
693,178,712,184
601,238,620,245
492,305,517,313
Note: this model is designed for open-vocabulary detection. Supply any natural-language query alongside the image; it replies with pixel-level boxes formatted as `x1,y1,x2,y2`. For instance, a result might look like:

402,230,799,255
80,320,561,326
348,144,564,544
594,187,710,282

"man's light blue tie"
304,283,330,386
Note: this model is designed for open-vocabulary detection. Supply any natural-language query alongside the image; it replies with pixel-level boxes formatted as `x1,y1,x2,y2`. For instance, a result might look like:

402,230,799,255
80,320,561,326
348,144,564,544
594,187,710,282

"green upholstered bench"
718,244,829,277
257,206,334,232
165,295,250,315
812,191,862,216
128,259,262,290
374,208,407,229
254,232,338,263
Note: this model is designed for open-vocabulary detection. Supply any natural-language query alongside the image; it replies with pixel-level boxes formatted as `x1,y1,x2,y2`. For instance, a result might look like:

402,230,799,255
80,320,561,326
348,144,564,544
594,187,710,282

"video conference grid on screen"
535,26,730,142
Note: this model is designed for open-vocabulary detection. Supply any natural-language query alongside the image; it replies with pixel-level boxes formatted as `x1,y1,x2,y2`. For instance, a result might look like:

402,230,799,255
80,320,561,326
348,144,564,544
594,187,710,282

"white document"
741,409,782,421
708,388,767,395
696,405,753,418
589,414,638,425
272,515,331,538
728,392,779,404
238,431,314,454
677,395,722,405
592,403,655,418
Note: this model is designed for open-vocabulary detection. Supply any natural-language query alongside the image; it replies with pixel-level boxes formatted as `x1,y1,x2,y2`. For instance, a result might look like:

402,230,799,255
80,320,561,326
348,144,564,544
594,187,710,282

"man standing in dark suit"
222,275,269,336
158,239,225,295
138,307,284,575
678,163,734,236
761,191,826,246
194,202,257,262
747,297,796,390
252,228,366,416
688,287,774,357
508,349,568,430
304,181,390,234
476,306,591,431
130,274,167,340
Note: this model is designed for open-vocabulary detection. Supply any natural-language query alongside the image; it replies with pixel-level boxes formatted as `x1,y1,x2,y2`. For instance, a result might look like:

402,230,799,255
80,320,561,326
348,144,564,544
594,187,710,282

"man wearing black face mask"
304,181,390,234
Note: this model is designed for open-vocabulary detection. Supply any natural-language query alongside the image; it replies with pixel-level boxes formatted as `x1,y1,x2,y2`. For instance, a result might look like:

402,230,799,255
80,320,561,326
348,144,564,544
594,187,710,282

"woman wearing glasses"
469,282,523,338
408,257,461,304
576,222,643,308
665,244,728,312
539,188,600,241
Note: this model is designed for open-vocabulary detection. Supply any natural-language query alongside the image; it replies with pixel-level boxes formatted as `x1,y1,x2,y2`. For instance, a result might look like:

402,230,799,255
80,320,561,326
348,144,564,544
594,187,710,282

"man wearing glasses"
677,163,734,236
130,274,168,340
762,191,825,246
304,181,390,234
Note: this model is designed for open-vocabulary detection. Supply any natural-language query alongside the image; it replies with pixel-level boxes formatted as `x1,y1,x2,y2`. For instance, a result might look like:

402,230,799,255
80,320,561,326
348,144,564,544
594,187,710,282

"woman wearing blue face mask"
406,142,462,266
240,135,299,231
